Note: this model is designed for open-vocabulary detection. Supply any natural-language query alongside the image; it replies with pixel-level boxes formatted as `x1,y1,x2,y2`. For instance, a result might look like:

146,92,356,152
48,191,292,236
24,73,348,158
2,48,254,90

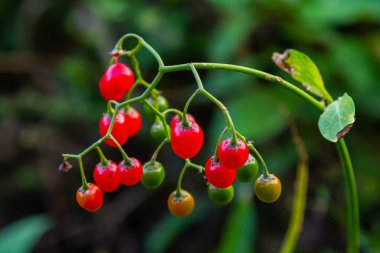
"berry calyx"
93,160,120,192
99,112,129,147
217,138,249,169
207,184,234,205
170,119,204,159
254,174,282,203
123,106,142,137
236,154,259,183
141,161,165,189
150,118,167,142
76,183,104,212
170,114,196,128
117,158,143,186
167,190,195,217
204,156,236,188
99,62,135,101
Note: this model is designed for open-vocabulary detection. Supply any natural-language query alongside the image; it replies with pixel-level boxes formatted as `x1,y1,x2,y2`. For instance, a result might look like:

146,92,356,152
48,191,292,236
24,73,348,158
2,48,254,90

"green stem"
143,99,171,140
214,127,228,161
200,89,238,143
337,138,359,253
176,163,189,197
78,158,88,190
151,138,168,162
247,142,270,178
109,135,131,164
161,63,324,112
96,146,108,166
162,108,183,117
182,89,201,126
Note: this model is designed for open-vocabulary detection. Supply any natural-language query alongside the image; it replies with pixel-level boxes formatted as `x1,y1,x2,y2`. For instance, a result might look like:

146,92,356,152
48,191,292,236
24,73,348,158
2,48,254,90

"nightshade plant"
61,34,358,253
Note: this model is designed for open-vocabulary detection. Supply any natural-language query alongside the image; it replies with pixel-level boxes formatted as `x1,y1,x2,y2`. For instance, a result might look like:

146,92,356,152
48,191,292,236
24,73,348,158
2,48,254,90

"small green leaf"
318,93,355,142
272,49,328,98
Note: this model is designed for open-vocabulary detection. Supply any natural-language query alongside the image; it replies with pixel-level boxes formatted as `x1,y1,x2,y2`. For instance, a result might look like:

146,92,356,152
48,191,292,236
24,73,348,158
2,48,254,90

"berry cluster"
62,34,282,216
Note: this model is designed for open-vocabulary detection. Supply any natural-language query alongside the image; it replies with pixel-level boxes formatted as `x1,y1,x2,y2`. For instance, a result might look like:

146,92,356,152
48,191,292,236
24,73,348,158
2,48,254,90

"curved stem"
96,146,108,166
78,158,88,190
151,138,168,162
182,89,201,126
109,135,131,164
247,142,270,178
176,163,189,197
214,127,228,161
200,89,238,143
162,108,183,117
336,138,359,253
161,63,324,112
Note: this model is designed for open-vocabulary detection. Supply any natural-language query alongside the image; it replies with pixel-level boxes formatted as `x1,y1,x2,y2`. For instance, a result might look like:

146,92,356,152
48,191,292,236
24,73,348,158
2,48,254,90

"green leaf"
272,49,328,98
0,214,50,253
318,93,355,142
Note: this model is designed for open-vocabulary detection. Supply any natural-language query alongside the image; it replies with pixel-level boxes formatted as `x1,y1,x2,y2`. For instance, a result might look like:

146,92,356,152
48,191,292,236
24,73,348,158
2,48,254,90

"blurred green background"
1,0,380,252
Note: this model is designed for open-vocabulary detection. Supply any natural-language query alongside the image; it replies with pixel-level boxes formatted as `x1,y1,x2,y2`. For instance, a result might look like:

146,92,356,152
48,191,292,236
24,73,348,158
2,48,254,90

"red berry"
170,120,204,159
205,156,236,188
217,138,249,169
99,112,128,147
76,183,104,212
93,161,120,192
123,107,142,137
99,62,135,101
170,114,196,129
117,158,143,186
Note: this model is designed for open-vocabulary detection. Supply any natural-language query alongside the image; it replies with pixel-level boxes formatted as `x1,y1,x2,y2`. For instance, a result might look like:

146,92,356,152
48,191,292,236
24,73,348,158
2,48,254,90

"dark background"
1,0,380,252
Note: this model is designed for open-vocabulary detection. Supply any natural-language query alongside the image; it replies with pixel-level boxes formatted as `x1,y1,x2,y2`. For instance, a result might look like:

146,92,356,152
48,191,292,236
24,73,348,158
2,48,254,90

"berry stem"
214,127,228,161
78,158,89,190
150,138,168,162
96,146,108,166
247,142,270,178
143,99,171,140
176,162,189,198
200,89,238,143
109,135,131,164
162,108,183,117
182,89,201,126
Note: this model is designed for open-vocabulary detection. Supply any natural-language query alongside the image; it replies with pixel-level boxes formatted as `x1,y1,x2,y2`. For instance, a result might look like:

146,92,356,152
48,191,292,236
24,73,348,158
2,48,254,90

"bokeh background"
1,0,380,252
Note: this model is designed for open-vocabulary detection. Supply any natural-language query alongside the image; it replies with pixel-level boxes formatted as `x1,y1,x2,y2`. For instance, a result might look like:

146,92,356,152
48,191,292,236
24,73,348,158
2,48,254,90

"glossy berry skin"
217,138,249,169
93,161,120,192
205,156,236,188
170,114,196,128
254,174,282,203
207,184,234,205
236,154,259,183
99,62,135,101
141,161,165,190
76,183,103,212
123,107,142,137
144,95,169,120
167,190,195,217
99,112,128,147
170,120,204,159
117,158,143,186
150,118,167,142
